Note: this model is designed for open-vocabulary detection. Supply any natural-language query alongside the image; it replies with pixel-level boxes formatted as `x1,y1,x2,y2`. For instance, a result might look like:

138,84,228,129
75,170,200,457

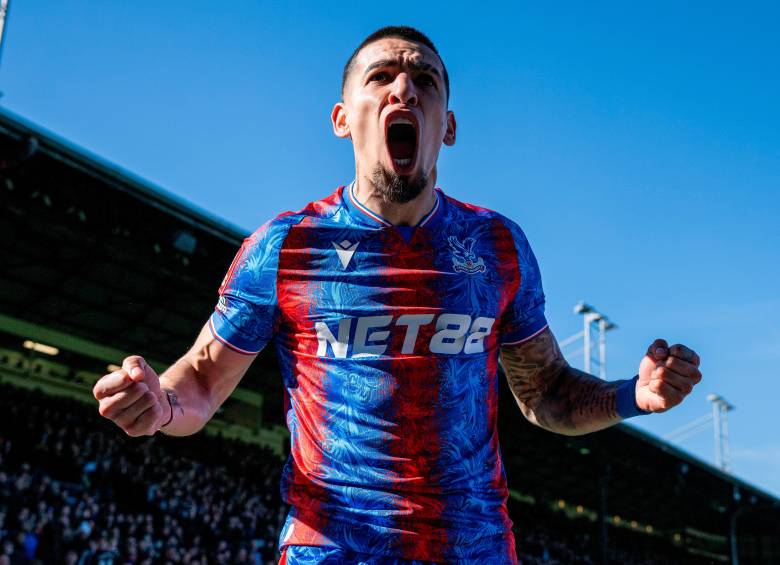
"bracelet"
616,375,651,419
160,389,177,428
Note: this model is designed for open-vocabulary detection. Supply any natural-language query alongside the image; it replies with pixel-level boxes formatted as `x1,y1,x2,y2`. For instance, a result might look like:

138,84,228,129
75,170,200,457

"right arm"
95,218,289,437
93,321,257,437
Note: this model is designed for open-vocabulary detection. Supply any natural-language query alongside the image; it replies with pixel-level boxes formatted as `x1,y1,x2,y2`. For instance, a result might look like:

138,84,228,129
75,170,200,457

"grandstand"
0,107,778,564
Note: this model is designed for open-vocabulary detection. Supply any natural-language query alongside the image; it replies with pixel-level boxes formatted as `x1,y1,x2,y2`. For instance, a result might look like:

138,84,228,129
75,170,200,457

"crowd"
0,384,285,564
0,383,700,564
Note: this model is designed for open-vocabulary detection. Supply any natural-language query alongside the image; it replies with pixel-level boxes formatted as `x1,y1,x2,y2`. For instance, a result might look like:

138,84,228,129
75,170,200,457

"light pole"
570,302,617,379
708,394,735,472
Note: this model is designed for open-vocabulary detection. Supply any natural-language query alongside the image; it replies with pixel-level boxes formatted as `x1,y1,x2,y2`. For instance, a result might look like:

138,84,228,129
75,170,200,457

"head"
332,26,456,203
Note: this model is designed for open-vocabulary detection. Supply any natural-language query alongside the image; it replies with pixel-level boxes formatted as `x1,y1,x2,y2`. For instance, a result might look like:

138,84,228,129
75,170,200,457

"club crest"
447,235,486,274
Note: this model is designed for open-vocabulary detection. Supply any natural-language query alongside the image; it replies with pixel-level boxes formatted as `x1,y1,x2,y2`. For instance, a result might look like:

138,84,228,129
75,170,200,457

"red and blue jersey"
209,184,547,563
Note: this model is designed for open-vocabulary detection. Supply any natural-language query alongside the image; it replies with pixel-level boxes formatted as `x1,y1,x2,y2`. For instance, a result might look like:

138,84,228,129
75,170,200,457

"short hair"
341,26,450,102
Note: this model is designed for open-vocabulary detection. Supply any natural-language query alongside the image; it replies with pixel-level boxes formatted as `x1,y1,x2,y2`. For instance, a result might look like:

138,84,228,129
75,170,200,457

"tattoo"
161,389,184,427
500,328,620,435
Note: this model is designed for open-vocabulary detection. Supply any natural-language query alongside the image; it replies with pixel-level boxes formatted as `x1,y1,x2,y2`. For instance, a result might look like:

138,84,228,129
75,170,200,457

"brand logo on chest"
315,313,495,358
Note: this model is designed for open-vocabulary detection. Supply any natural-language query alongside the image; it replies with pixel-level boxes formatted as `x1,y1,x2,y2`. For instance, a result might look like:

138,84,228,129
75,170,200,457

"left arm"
500,327,702,436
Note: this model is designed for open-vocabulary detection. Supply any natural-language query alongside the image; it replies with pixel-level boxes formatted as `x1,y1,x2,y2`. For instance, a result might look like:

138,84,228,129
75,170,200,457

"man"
93,26,702,564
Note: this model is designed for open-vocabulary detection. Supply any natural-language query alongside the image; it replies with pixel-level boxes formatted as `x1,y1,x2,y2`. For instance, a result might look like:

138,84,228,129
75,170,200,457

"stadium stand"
1,107,778,564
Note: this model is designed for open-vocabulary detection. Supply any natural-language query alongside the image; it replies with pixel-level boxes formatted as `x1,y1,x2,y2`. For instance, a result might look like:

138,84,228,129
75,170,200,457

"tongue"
389,138,415,160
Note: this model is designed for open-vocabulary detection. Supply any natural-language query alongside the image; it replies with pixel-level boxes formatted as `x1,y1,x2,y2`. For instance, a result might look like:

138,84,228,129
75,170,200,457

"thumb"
122,356,161,395
639,338,669,385
646,338,669,362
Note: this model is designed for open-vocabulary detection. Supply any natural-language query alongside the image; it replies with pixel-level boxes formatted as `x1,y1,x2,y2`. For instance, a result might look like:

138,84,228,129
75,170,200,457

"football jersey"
209,183,547,563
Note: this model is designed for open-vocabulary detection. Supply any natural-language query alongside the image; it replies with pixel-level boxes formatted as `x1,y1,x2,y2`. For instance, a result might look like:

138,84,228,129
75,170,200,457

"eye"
416,74,436,88
369,71,389,83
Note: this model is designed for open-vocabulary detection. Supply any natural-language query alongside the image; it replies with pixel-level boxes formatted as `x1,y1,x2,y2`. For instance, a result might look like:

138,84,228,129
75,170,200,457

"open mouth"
386,116,418,171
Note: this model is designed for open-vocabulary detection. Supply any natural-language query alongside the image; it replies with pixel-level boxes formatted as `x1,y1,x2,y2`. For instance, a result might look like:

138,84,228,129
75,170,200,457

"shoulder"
246,186,347,248
440,190,532,246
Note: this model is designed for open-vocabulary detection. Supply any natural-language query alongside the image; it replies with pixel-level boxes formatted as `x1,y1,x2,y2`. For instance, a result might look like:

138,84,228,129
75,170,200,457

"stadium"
0,107,778,565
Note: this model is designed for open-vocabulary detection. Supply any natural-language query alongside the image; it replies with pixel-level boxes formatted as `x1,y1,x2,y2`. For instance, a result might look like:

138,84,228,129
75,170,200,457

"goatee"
370,165,428,204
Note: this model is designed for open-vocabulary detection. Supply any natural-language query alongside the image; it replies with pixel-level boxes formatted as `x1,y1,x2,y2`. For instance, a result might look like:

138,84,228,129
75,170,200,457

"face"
332,37,456,202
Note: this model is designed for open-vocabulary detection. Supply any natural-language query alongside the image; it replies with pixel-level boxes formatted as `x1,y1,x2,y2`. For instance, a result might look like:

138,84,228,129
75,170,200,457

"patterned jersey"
209,183,547,563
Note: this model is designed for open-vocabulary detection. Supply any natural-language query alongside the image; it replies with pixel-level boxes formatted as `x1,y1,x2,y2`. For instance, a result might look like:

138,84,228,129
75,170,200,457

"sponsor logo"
448,236,486,274
315,313,495,358
332,239,360,269
216,296,228,314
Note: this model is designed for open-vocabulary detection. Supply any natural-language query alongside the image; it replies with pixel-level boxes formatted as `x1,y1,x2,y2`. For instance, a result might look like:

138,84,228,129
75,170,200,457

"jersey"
209,183,547,564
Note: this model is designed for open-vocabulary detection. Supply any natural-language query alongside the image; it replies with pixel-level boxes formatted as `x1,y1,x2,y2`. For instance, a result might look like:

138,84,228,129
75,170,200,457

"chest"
275,220,519,359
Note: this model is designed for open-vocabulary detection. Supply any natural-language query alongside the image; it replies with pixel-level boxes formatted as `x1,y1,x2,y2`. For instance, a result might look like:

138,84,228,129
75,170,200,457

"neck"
353,168,438,227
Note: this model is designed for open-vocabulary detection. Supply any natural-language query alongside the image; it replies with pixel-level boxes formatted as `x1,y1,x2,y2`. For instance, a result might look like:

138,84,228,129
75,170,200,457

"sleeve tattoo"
500,327,624,435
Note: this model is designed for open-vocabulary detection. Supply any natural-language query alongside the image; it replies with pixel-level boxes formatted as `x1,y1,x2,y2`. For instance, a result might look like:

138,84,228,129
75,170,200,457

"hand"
93,356,169,436
636,339,702,413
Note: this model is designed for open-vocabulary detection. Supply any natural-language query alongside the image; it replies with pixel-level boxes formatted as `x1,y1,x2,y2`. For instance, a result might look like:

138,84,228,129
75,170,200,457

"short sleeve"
208,218,291,354
498,218,548,345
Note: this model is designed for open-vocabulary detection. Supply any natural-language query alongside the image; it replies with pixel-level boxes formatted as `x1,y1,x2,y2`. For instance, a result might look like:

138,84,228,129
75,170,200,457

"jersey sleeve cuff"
616,375,651,419
499,311,549,345
208,312,264,355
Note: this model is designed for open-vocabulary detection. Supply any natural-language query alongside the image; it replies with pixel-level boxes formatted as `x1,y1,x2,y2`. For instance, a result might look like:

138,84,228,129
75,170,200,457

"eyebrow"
362,59,442,80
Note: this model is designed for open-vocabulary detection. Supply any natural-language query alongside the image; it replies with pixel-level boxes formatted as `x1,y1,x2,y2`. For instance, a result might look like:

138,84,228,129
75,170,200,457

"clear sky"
3,2,778,496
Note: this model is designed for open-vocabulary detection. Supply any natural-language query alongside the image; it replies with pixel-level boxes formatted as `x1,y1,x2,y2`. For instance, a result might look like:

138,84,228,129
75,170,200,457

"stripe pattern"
209,186,546,563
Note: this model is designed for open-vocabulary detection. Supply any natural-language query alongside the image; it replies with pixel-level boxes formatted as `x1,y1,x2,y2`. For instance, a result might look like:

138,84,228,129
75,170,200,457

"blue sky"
3,2,779,496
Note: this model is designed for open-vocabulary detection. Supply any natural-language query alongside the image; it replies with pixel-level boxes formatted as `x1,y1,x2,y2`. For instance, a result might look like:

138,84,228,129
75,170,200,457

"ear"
331,102,350,139
443,111,456,146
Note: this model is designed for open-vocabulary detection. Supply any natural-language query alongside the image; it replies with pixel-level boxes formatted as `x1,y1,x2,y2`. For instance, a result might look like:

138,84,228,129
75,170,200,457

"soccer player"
93,26,703,564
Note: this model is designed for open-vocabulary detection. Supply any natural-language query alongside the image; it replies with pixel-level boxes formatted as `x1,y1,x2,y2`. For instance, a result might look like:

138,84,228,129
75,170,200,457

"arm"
157,321,257,436
94,219,287,437
500,327,621,435
500,327,702,436
93,321,256,437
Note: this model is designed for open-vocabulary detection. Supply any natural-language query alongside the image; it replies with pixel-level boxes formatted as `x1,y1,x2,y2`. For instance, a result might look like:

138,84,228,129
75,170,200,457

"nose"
388,73,418,107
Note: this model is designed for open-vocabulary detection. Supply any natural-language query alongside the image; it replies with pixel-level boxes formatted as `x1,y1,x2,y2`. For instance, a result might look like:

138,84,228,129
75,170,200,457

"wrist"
616,375,650,419
160,389,177,428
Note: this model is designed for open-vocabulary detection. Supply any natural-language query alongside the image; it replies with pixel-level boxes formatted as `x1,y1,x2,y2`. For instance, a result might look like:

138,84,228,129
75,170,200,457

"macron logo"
333,239,359,269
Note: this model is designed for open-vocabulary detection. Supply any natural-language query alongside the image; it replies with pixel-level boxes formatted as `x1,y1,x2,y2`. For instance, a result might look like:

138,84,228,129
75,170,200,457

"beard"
370,164,428,204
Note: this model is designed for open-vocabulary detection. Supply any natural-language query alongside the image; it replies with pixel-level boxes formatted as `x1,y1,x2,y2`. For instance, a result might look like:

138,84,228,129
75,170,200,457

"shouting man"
94,26,702,564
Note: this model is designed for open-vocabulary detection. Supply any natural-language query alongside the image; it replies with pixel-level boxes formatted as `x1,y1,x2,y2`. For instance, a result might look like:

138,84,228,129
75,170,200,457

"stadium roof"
1,107,777,560
0,106,284,423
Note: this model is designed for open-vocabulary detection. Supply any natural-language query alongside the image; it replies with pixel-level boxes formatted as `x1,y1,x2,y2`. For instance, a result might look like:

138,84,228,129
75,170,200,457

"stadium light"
561,302,617,379
708,394,735,472
22,340,59,356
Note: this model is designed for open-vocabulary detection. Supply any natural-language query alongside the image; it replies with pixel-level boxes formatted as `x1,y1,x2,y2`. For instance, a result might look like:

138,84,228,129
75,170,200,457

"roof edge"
617,421,780,504
0,106,249,245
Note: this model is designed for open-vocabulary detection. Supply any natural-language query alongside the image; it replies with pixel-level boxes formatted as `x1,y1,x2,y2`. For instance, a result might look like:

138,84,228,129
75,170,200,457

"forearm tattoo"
500,328,620,434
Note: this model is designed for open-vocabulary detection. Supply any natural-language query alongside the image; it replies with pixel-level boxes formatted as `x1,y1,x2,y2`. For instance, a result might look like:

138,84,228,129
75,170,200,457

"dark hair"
341,26,450,101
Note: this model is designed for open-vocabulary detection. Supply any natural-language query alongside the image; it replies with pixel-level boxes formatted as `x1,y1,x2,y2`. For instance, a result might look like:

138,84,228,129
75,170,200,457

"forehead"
353,37,443,74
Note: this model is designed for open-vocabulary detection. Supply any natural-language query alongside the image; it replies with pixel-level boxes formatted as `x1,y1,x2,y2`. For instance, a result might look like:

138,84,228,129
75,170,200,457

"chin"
370,164,428,204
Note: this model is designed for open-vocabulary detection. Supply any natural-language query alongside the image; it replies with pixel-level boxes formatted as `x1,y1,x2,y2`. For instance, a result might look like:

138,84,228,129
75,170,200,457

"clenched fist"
636,339,702,413
93,356,170,436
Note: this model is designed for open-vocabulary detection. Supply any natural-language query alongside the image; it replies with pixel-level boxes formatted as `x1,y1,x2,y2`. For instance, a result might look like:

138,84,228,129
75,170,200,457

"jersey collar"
342,180,444,229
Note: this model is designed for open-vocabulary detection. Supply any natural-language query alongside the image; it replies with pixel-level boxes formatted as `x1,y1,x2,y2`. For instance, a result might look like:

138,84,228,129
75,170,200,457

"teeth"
393,158,411,167
390,118,413,126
